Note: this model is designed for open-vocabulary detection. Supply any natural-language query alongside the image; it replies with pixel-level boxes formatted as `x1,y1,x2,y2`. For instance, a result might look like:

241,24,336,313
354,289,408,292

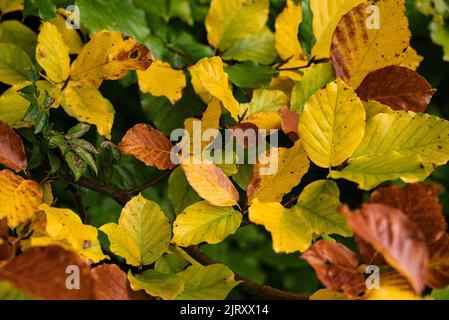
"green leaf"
155,253,190,274
232,164,253,191
225,61,277,89
168,167,202,214
240,88,288,117
0,21,37,58
430,22,449,62
295,180,352,237
290,62,336,112
298,78,366,168
299,0,316,57
176,264,240,300
222,27,277,65
173,201,242,246
128,270,184,300
100,194,171,266
0,281,36,300
0,43,32,85
76,0,150,42
24,0,56,20
431,285,449,300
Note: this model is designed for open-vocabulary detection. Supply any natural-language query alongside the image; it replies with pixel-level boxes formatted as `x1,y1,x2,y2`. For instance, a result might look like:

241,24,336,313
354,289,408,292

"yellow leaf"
0,43,32,85
71,31,153,88
51,14,83,55
249,199,313,253
28,204,108,263
100,194,171,266
172,201,242,246
331,0,411,88
0,85,30,127
0,20,37,58
241,111,282,130
36,22,70,84
0,0,23,14
189,57,239,120
310,0,365,59
275,0,303,61
0,170,43,228
401,47,423,71
181,97,222,153
190,68,212,103
137,60,186,105
298,78,366,168
128,270,184,300
363,100,393,118
364,272,423,300
206,0,269,50
247,141,310,203
240,89,288,117
42,182,53,205
62,81,115,139
310,289,348,300
181,157,239,207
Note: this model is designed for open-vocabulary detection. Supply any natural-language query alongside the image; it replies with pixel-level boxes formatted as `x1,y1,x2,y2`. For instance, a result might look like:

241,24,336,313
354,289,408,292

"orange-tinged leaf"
279,106,299,142
426,233,449,289
364,272,423,300
0,170,43,228
91,264,148,300
342,203,429,293
118,124,175,170
181,157,239,207
331,0,411,88
0,246,94,300
137,60,186,105
302,240,366,298
369,183,446,244
71,31,153,88
0,121,26,172
356,66,436,112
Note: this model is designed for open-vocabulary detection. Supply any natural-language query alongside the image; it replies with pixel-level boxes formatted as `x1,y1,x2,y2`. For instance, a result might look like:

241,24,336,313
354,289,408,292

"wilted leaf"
279,106,299,141
0,121,27,172
0,246,94,300
36,22,70,84
176,264,240,300
249,199,313,253
92,264,148,300
71,31,153,88
426,233,449,289
298,78,366,168
100,194,171,266
370,183,446,244
181,157,239,207
342,204,429,293
247,141,310,203
0,170,43,228
172,201,242,246
302,240,365,298
138,60,186,104
356,66,436,112
331,0,411,88
128,270,184,300
118,123,175,170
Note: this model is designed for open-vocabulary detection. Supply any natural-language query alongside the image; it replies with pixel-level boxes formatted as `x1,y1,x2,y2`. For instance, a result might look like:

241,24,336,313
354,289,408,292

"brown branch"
64,175,310,300
184,246,309,300
127,170,173,195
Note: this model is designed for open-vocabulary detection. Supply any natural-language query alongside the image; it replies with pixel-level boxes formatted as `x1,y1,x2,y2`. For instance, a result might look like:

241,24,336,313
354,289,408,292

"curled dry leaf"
278,106,299,142
301,240,366,298
369,183,446,244
0,246,94,300
356,66,436,112
181,157,239,207
342,203,429,293
91,264,148,300
426,233,449,289
0,121,27,172
118,124,176,170
354,236,387,266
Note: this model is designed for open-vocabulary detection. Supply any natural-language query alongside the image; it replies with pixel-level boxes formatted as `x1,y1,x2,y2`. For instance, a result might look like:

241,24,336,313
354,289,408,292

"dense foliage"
0,0,449,300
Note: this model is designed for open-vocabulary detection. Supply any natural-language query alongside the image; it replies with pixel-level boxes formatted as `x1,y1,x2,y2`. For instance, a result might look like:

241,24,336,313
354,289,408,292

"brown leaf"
356,66,436,112
0,121,27,172
301,240,366,298
118,124,175,170
279,106,299,142
426,233,449,289
342,204,429,293
0,218,11,262
354,236,387,266
91,264,148,300
369,183,446,244
228,122,261,149
0,246,95,300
